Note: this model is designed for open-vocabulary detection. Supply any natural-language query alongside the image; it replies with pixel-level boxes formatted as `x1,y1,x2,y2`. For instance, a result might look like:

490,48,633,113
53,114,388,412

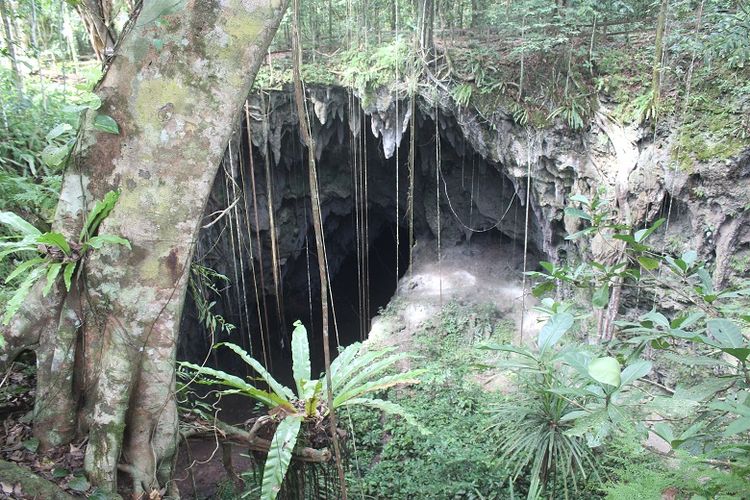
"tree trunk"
1,0,289,495
0,0,23,97
417,0,434,53
73,0,116,61
652,0,669,112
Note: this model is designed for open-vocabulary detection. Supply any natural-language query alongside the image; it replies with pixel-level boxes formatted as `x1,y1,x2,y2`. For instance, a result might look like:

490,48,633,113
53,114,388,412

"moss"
673,108,747,171
132,79,191,133
225,11,266,43
0,461,75,500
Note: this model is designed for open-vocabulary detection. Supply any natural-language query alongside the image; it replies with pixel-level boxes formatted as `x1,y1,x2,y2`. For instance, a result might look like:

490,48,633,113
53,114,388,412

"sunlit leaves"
588,357,621,387
538,312,574,351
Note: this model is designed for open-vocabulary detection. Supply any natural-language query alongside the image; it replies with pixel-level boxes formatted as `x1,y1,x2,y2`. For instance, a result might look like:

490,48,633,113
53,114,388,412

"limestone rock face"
179,84,750,362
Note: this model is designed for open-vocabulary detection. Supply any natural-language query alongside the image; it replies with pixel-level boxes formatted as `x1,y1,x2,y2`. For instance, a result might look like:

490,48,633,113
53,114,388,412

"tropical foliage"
179,320,424,499
0,190,129,329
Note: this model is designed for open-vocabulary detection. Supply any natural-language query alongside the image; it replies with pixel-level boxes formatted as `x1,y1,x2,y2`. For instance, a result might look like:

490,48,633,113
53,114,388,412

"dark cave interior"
177,87,545,386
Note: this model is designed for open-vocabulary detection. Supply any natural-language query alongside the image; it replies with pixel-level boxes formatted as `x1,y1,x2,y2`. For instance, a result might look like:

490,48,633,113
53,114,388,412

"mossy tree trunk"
0,0,289,496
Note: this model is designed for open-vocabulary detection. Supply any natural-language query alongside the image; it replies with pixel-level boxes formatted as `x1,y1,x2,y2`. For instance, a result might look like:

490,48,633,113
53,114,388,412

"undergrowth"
344,302,514,498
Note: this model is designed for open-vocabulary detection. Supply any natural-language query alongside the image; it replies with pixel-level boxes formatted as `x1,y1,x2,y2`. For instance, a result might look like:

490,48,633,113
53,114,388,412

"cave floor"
367,233,543,391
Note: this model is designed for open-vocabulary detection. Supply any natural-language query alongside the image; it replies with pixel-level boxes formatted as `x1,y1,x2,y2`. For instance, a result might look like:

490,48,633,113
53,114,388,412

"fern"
452,83,474,108
510,101,530,127
548,96,591,130
179,320,425,498
0,191,129,328
261,415,303,500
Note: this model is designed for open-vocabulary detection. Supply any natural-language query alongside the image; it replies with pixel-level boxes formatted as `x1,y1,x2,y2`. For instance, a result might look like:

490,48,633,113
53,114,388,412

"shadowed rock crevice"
178,86,545,381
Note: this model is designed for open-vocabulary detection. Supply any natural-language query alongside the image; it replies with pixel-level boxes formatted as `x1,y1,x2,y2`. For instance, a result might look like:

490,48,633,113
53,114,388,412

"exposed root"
181,418,332,463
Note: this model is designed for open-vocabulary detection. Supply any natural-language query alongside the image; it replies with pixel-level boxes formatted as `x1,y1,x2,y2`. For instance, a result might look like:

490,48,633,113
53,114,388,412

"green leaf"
51,467,69,478
330,347,396,392
592,284,609,309
532,280,556,298
45,123,72,141
93,113,120,134
43,263,63,296
0,242,38,260
261,415,303,500
87,488,111,500
63,262,76,291
5,257,45,283
681,250,698,268
291,320,312,399
725,416,750,436
333,370,424,407
588,357,621,387
707,319,744,348
653,422,674,446
36,232,71,255
638,256,660,271
620,360,652,386
634,218,665,243
538,312,574,351
22,437,39,452
569,194,589,205
341,397,430,435
328,343,364,391
81,191,121,241
217,343,294,402
564,207,591,221
67,475,90,492
41,142,72,168
336,351,409,398
178,361,289,409
479,343,537,359
0,212,42,237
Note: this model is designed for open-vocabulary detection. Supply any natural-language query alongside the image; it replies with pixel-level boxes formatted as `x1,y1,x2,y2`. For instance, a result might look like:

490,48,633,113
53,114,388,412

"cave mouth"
178,86,546,389
280,221,411,383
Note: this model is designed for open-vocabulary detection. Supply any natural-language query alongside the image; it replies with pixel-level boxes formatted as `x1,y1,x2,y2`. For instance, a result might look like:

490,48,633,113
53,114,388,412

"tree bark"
74,0,117,62
417,0,434,53
2,0,289,495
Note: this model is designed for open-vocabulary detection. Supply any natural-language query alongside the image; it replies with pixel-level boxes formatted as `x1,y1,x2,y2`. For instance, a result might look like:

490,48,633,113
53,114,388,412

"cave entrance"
178,86,546,393
280,221,411,383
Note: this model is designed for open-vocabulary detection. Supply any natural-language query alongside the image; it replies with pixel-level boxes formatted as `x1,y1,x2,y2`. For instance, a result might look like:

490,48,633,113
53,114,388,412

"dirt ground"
368,232,544,353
